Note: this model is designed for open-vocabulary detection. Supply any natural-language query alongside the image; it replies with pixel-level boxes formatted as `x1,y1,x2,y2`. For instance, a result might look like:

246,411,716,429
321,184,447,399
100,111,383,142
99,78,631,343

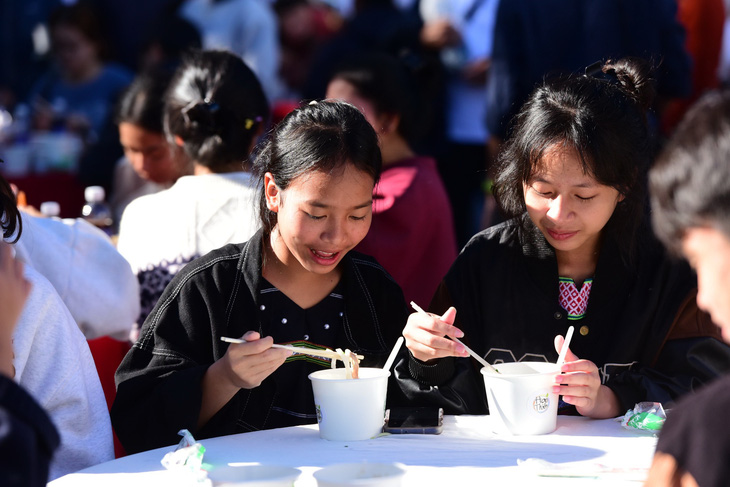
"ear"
380,113,400,135
264,172,280,212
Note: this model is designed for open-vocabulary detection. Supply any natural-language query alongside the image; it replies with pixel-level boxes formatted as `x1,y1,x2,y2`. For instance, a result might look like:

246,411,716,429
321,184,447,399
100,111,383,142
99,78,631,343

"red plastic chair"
87,336,131,458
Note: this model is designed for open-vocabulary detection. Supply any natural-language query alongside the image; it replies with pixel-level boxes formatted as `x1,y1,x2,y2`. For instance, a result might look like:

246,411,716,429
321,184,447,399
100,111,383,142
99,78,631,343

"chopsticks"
409,301,500,374
220,337,364,361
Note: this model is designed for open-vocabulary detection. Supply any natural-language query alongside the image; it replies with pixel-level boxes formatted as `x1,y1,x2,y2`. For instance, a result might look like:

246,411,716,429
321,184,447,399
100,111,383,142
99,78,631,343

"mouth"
310,249,341,265
546,228,578,241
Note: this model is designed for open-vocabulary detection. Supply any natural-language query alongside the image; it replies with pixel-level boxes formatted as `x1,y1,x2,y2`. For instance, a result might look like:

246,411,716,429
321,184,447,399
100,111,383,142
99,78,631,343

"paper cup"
314,462,406,487
309,367,390,441
206,465,301,486
481,361,560,435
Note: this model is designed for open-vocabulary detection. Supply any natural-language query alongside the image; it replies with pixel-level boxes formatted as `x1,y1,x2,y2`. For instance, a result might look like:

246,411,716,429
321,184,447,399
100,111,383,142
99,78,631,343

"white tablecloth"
48,415,657,486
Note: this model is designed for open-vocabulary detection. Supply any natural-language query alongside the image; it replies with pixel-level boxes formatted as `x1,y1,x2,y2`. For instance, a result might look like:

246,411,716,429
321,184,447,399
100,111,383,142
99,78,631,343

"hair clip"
584,61,603,78
244,116,263,130
308,100,319,106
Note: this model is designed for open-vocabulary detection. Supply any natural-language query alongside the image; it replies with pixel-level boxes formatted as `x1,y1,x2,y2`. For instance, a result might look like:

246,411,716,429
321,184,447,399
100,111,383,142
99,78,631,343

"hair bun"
181,99,220,134
602,58,656,112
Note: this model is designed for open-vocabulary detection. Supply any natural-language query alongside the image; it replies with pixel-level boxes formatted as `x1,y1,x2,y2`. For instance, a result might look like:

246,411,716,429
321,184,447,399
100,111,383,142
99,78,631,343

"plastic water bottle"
40,201,61,218
81,186,113,234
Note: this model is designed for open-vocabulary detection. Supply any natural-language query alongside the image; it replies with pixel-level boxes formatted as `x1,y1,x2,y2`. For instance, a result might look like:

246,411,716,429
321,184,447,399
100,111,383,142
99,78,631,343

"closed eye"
576,195,596,201
306,212,325,220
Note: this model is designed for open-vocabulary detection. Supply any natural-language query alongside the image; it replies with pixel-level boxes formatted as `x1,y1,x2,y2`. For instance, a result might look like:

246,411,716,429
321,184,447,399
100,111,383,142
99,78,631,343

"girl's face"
682,226,730,341
523,144,623,257
119,122,185,184
265,164,374,275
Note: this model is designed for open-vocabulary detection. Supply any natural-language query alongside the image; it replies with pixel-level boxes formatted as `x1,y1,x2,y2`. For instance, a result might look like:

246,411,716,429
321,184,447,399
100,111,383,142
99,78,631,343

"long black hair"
252,100,382,237
164,49,270,171
494,57,656,263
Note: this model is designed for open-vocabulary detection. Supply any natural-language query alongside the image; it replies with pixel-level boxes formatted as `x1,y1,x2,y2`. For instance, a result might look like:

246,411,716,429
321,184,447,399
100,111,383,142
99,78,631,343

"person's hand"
403,307,469,362
0,242,31,378
420,19,461,49
218,331,292,390
461,57,491,85
553,334,620,418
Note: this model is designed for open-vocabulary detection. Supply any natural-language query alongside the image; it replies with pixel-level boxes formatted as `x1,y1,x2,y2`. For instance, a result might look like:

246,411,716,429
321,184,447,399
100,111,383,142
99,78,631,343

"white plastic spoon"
556,325,575,366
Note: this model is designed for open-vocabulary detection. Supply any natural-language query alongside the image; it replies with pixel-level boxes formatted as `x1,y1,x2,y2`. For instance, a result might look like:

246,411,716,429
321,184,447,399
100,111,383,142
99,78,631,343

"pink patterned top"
559,277,593,320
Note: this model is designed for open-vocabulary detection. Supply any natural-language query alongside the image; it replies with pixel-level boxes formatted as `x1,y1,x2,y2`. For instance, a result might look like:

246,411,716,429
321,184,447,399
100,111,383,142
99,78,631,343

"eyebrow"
533,177,597,189
308,200,373,210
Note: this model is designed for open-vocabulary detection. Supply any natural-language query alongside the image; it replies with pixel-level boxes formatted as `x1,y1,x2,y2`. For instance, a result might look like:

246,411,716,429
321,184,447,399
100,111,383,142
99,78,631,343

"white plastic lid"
84,185,105,203
39,201,61,217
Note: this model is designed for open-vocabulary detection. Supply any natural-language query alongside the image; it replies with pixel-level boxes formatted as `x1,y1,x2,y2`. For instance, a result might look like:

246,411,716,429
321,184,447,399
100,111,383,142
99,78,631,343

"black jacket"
112,230,408,454
0,375,59,487
393,217,730,414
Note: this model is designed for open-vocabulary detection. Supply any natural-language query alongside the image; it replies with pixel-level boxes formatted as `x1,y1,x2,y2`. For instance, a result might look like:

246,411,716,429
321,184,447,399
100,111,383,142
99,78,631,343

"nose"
320,218,347,247
546,195,572,222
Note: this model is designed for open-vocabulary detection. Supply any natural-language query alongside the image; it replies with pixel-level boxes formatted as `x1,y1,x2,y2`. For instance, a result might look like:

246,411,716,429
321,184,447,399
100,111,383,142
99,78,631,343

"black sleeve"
0,375,59,487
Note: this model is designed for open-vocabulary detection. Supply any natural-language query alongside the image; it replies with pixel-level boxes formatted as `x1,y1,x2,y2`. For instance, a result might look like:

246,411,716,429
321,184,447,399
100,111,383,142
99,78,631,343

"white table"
48,415,657,486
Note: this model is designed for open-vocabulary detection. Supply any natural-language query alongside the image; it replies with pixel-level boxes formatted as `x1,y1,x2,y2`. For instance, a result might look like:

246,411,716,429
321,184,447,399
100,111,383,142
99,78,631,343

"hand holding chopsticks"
221,337,364,362
409,301,500,374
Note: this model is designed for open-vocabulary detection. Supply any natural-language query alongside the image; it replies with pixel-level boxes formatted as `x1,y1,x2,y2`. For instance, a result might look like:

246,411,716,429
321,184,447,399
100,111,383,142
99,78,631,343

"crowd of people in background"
2,0,730,486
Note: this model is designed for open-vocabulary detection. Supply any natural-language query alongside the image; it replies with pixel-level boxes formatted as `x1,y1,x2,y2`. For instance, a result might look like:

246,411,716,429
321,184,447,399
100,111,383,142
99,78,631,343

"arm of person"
198,331,290,428
606,292,730,413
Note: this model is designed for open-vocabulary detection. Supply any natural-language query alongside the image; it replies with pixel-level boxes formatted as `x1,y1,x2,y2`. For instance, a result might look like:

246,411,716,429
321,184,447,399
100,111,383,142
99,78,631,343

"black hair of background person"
115,69,175,133
164,49,270,172
303,0,447,158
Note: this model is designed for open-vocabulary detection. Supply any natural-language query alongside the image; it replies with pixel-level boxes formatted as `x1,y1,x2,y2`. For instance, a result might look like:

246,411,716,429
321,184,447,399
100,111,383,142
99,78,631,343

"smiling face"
265,164,374,276
523,144,624,259
682,226,730,341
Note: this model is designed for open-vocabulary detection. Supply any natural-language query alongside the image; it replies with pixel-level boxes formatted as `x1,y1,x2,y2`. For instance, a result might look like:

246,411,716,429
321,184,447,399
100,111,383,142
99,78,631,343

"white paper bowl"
206,464,301,486
313,462,406,487
481,361,560,435
309,367,390,441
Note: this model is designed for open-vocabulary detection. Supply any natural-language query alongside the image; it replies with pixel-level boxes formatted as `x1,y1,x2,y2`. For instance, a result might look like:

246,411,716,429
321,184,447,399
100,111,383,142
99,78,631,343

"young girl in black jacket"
112,100,408,454
396,58,730,419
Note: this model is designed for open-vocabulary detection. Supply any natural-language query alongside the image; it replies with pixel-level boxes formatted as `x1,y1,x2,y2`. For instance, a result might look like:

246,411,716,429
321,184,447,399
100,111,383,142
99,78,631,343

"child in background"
395,58,729,419
325,52,457,306
111,69,192,229
112,100,408,454
645,90,730,487
117,50,269,331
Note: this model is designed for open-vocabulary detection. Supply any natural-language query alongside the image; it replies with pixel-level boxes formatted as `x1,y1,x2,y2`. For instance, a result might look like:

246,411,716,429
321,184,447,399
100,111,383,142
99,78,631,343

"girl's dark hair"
0,175,22,243
164,50,270,171
253,100,382,236
49,1,110,61
329,52,418,142
494,57,656,263
650,89,730,255
116,69,173,133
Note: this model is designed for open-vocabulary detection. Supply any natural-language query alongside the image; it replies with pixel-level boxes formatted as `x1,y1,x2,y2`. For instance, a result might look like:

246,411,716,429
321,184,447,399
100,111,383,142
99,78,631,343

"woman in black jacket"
112,100,409,454
396,58,730,419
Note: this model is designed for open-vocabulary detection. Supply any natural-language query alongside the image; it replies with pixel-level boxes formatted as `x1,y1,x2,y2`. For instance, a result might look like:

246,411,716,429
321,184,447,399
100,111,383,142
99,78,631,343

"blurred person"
660,0,725,136
419,0,501,246
26,1,133,188
646,90,730,487
486,0,691,147
177,0,284,103
394,58,729,420
1,174,114,479
111,69,193,229
137,14,202,73
112,100,407,454
325,52,457,306
0,239,59,487
117,50,270,332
